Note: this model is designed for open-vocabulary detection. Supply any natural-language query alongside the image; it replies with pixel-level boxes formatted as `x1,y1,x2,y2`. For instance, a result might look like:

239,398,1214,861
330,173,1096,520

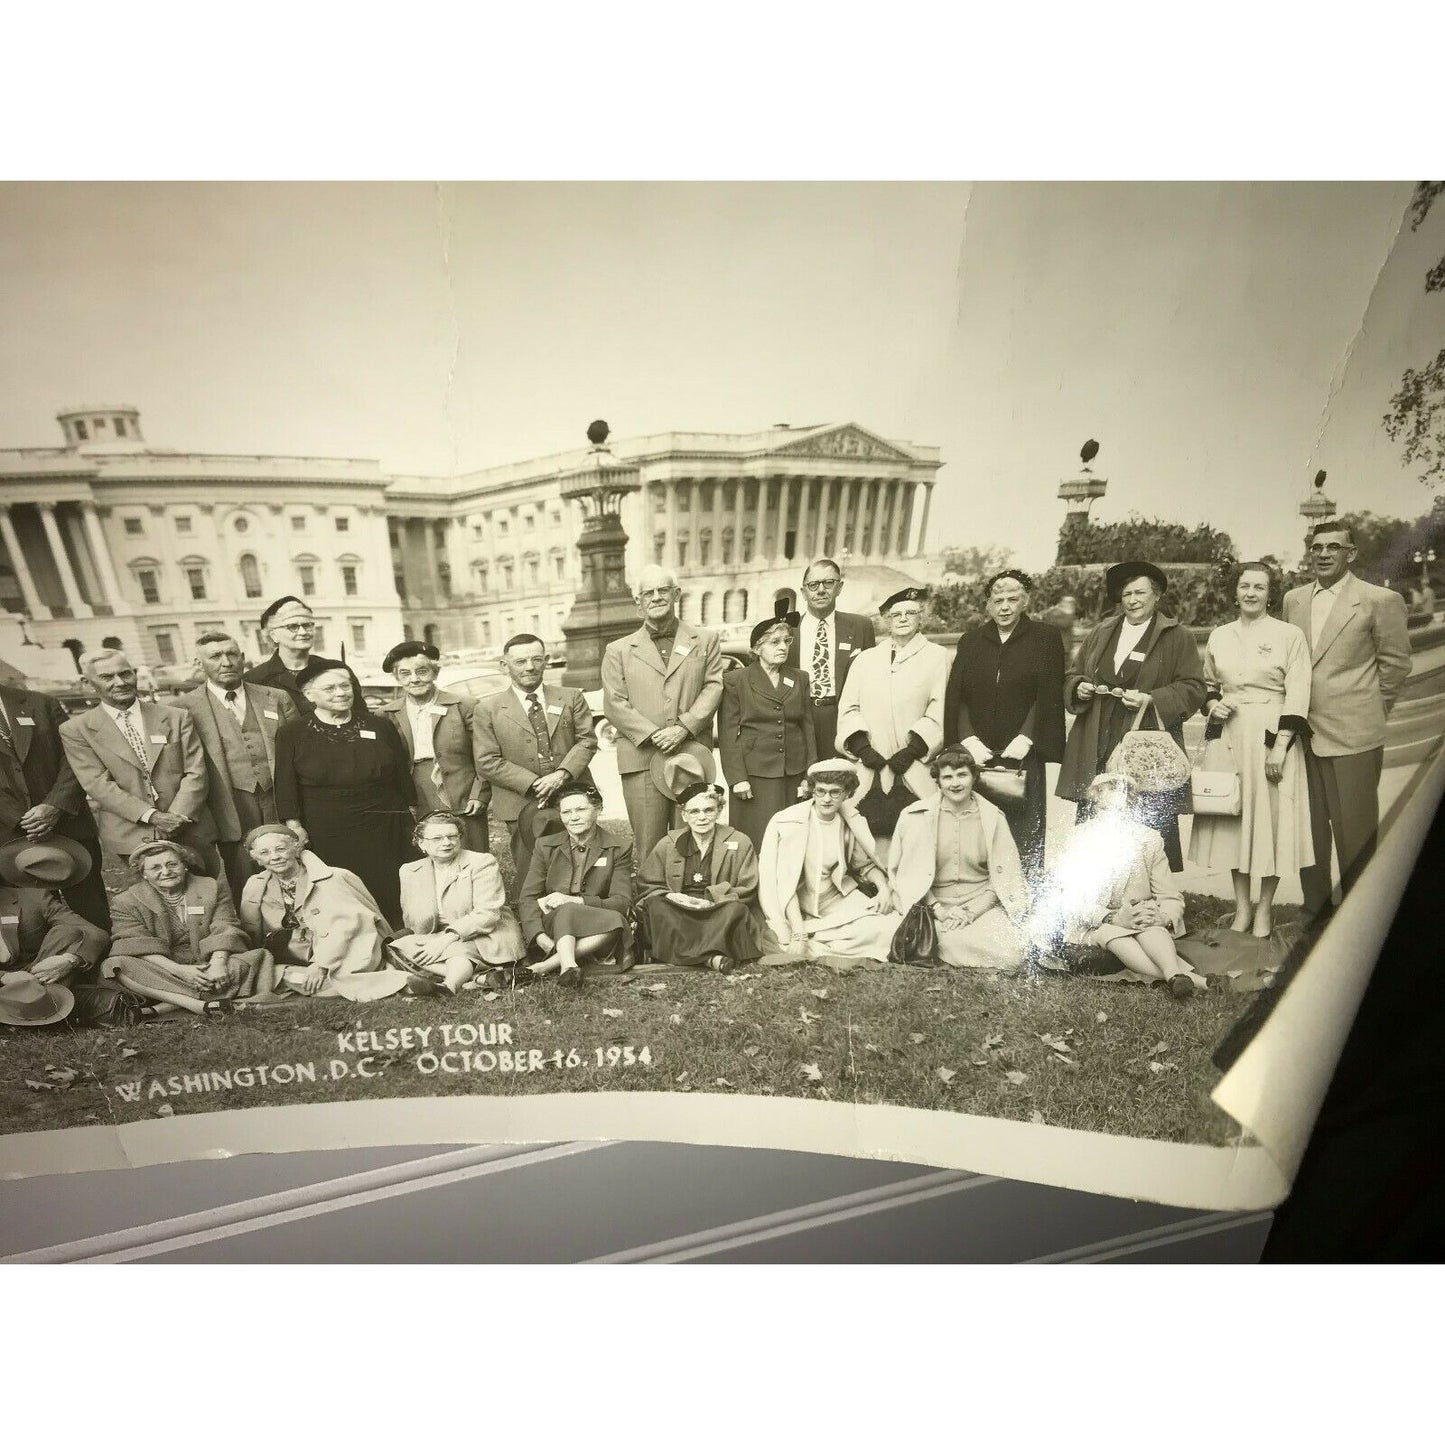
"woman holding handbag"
1187,562,1314,937
1056,561,1207,871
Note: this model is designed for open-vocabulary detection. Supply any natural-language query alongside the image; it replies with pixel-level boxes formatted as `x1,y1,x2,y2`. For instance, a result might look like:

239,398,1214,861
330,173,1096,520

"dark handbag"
975,761,1028,812
888,899,939,968
70,981,147,1027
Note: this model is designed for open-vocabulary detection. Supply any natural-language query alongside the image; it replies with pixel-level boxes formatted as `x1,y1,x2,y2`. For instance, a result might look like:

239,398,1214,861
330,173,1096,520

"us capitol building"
0,406,941,676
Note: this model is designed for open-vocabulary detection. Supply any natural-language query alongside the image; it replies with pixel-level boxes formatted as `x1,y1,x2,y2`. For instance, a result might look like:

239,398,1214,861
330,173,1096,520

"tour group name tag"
591,857,607,868
187,906,205,915
360,729,377,739
725,840,739,850
1,915,18,925
783,677,795,688
17,716,35,726
547,705,562,715
674,645,691,657
1128,650,1146,662
264,710,279,720
149,734,167,744
427,705,448,716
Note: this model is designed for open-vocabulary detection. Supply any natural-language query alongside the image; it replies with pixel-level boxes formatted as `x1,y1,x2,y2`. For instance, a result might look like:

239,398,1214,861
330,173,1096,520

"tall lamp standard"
1413,546,1436,597
1299,469,1337,557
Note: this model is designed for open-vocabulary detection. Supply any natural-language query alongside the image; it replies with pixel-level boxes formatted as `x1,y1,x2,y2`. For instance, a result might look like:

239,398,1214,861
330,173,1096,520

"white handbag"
1191,732,1242,817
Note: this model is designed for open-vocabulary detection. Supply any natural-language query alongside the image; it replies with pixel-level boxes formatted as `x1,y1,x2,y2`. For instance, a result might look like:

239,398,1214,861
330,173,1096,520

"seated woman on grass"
758,761,899,961
516,782,634,992
636,780,763,973
238,823,415,1001
1029,772,1208,1000
104,839,281,1018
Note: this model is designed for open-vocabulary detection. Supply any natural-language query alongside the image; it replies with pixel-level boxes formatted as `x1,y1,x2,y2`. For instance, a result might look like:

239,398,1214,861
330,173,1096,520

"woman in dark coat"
274,666,417,928
1055,561,1207,871
718,603,817,853
636,781,763,973
944,569,1066,877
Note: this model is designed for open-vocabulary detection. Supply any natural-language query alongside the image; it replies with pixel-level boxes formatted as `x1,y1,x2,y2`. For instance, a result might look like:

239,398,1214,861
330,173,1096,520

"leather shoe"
556,967,583,990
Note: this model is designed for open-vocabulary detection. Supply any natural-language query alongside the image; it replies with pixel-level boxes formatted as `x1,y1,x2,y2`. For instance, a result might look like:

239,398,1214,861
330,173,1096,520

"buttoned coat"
239,851,390,973
471,683,597,821
758,801,889,940
888,793,1032,923
107,873,252,959
175,682,300,843
1283,573,1412,756
835,633,949,798
637,823,760,904
59,700,218,857
397,850,525,962
944,615,1067,761
0,885,108,973
718,662,817,784
377,688,490,814
518,828,635,943
601,623,725,774
785,609,877,695
0,685,97,842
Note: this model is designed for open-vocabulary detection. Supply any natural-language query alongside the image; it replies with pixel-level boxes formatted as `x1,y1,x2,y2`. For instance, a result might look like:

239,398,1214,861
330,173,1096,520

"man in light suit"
785,556,877,759
472,633,598,885
59,649,220,881
175,630,301,900
601,565,725,866
1284,522,1412,917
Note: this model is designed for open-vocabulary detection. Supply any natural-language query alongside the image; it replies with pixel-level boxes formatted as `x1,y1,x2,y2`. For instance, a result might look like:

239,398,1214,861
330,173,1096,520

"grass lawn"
0,818,1273,1147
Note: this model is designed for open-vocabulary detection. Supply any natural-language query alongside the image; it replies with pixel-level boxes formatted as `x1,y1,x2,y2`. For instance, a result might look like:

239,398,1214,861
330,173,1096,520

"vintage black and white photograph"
2,181,1443,1205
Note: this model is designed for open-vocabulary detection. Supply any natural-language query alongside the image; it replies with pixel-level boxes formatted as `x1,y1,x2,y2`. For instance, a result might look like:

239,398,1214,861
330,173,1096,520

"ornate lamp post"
1056,439,1107,558
1299,469,1337,555
1414,547,1436,594
558,420,642,690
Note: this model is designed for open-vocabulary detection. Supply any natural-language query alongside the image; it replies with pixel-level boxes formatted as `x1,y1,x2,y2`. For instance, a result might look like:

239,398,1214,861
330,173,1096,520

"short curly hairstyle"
930,746,980,783
807,767,860,798
412,810,465,847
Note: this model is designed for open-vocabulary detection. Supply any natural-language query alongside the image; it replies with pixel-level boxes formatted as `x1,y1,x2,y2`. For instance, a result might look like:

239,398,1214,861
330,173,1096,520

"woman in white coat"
889,747,1032,971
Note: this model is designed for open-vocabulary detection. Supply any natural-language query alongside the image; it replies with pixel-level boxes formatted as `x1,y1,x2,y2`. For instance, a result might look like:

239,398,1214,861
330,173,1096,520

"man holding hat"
0,678,110,929
786,557,877,759
601,565,725,865
0,835,109,989
243,596,368,714
1056,560,1206,871
835,586,949,841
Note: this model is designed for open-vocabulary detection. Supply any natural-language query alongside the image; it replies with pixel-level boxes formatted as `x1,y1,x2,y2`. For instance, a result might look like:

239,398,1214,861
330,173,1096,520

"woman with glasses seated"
243,595,370,715
636,781,763,973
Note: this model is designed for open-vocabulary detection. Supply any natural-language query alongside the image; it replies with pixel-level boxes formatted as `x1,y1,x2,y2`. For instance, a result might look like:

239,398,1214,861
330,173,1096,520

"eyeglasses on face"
1309,543,1349,554
272,620,316,632
802,578,841,592
638,587,675,599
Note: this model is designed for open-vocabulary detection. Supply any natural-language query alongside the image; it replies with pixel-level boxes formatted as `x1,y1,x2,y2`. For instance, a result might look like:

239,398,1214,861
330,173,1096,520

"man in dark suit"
0,838,109,985
944,569,1066,877
243,595,368,713
786,557,877,759
0,682,110,928
176,630,302,899
472,633,598,886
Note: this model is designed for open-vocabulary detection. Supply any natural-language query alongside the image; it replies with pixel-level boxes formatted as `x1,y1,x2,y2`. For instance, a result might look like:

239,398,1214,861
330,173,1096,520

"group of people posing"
0,522,1411,1027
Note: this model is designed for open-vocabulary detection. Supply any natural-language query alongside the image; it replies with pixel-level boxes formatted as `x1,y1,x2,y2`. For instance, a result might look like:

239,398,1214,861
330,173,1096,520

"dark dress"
637,824,763,968
272,712,416,926
943,615,1066,877
243,651,370,715
717,661,817,853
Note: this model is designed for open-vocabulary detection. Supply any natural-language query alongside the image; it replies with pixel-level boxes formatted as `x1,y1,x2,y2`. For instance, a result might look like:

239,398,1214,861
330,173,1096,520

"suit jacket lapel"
243,684,280,769
1,688,34,766
663,625,694,681
94,706,153,774
531,684,563,737
1313,576,1359,662
391,700,415,753
631,630,666,678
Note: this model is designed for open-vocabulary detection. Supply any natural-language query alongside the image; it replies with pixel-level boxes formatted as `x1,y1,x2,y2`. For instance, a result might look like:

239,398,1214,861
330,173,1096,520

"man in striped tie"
786,557,878,759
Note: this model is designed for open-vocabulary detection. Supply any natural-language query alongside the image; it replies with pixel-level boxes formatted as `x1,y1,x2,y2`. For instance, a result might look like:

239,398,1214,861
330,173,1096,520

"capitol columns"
0,506,49,619
37,501,92,618
753,474,770,567
894,480,915,557
915,482,935,555
80,502,129,614
730,473,747,566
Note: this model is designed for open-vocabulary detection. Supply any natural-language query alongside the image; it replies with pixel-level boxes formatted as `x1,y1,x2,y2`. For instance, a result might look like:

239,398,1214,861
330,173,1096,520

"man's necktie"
224,688,242,720
0,708,14,754
811,620,832,699
117,710,160,803
526,694,555,770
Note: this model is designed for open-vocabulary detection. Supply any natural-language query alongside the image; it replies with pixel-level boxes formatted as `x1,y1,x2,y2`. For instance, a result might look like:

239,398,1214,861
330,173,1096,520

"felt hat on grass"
0,836,94,889
0,972,75,1027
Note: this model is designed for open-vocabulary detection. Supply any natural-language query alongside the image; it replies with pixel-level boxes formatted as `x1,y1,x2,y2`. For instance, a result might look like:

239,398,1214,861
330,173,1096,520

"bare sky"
2,181,1440,569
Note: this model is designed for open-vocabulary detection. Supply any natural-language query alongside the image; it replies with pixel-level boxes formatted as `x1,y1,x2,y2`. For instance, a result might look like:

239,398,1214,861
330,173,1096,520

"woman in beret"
1055,561,1207,871
636,781,763,973
516,782,634,991
1187,562,1314,936
238,823,413,1000
718,601,817,853
104,839,280,1016
376,640,490,854
273,666,417,927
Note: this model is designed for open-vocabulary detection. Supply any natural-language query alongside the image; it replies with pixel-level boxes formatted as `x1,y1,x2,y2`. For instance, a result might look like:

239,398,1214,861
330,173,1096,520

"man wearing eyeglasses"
785,558,876,759
1283,523,1411,918
243,596,369,715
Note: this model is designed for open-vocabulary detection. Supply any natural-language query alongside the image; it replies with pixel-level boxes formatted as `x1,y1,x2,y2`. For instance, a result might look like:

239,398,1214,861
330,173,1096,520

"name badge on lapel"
1,915,18,925
427,704,448,717
591,856,608,869
17,716,35,727
674,644,691,658
840,643,854,653
1127,651,1146,662
263,709,280,720
782,677,795,688
547,705,562,715
360,729,377,739
725,840,739,850
149,734,167,744
187,906,205,915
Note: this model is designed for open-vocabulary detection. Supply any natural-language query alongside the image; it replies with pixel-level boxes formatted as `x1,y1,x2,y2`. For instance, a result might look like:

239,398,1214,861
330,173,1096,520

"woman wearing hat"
390,811,525,993
718,601,817,854
0,836,109,990
516,782,634,990
273,665,418,927
1056,561,1207,871
889,747,1031,971
759,761,900,960
238,823,413,1000
635,781,763,973
376,641,490,854
104,839,280,1016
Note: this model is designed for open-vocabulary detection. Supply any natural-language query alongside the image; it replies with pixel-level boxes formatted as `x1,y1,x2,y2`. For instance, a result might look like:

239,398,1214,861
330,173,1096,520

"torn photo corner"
0,180,1442,1215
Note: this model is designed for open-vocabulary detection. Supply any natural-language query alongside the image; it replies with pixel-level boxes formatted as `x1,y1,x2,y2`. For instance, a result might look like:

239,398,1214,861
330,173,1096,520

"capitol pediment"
772,424,913,463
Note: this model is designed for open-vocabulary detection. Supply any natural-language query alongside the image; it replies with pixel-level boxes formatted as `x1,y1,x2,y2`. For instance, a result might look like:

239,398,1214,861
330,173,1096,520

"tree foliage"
1383,182,1445,485
1054,513,1237,567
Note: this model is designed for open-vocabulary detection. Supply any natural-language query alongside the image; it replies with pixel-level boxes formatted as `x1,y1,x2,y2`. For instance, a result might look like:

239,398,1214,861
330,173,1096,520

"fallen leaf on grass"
44,1065,80,1085
1095,1011,1108,1024
640,984,667,995
810,988,830,1000
1030,1111,1046,1125
156,1104,175,1117
936,1066,956,1084
743,1045,761,1057
675,1072,689,1083
924,985,945,994
23,1079,55,1091
798,1007,820,1025
1148,1060,1179,1075
482,991,500,1003
909,1032,926,1045
1149,1041,1169,1056
1038,1033,1072,1054
1048,1052,1080,1069
1225,970,1243,980
120,1046,141,1059
799,1062,823,1082
982,1033,1004,1050
601,1008,623,1019
669,1013,683,1025
713,1078,734,1089
1004,1070,1028,1086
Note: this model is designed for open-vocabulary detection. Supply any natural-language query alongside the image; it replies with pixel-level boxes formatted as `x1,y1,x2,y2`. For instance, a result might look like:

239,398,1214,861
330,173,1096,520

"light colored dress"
794,813,902,959
1187,615,1315,884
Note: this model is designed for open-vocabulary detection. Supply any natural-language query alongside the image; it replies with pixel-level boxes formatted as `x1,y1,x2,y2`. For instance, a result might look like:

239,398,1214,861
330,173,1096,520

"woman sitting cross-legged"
516,782,634,991
389,811,525,993
889,746,1032,972
238,823,414,1000
104,839,281,1018
636,781,763,973
1029,772,1208,999
758,761,901,961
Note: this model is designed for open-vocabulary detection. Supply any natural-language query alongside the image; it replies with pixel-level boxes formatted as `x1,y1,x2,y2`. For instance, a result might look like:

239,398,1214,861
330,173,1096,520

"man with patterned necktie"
786,557,877,759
